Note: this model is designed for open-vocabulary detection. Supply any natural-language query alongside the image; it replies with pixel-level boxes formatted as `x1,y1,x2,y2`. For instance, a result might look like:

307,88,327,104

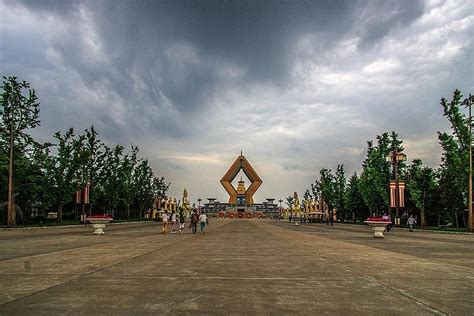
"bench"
47,212,58,219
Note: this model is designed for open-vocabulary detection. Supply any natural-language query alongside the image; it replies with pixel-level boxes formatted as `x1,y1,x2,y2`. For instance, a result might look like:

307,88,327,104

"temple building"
201,153,278,216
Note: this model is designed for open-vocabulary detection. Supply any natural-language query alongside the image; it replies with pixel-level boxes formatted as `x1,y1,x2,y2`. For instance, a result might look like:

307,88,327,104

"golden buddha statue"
181,188,191,218
292,192,301,218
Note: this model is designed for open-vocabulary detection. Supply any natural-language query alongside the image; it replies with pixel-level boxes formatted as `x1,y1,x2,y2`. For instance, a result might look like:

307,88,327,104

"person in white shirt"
161,211,169,234
199,212,208,233
170,211,177,234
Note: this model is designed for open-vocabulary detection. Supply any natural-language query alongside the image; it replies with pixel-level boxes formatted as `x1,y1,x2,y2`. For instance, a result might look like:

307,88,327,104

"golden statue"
181,188,191,218
292,192,301,218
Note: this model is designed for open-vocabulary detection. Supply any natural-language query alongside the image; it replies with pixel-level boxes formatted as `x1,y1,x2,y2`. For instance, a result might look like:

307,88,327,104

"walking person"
190,209,199,234
178,210,185,234
170,210,177,234
407,215,417,232
161,210,169,234
199,211,208,233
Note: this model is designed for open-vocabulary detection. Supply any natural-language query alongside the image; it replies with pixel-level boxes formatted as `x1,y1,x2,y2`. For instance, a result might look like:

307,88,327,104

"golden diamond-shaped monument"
220,152,262,205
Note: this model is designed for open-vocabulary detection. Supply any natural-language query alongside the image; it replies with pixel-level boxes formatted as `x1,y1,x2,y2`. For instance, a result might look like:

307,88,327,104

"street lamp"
386,151,407,226
463,93,474,232
290,201,293,223
197,198,202,214
278,199,283,218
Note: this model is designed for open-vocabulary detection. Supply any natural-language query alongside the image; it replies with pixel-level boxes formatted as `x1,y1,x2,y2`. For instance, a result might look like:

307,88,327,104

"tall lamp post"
463,94,474,232
290,200,293,222
278,199,283,218
386,151,407,226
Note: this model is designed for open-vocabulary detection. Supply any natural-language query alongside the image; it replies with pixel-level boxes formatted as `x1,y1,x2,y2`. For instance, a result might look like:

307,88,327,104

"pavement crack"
361,275,448,316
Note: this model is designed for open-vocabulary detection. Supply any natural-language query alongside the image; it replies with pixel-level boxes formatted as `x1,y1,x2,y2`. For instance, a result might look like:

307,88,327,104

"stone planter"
364,218,391,238
86,216,113,235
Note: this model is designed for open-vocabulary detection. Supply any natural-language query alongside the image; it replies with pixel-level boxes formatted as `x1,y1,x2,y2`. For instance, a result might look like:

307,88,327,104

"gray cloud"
356,0,425,47
1,0,473,202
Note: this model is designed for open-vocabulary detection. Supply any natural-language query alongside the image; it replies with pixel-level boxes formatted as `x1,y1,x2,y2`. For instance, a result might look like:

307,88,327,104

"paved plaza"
0,220,473,315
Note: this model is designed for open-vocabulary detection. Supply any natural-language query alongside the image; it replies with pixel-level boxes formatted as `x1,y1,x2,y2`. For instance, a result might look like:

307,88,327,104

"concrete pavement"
0,220,472,315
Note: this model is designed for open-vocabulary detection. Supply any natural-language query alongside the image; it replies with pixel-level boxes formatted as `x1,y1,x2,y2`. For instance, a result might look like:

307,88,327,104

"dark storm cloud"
356,0,425,48
85,0,425,82
16,0,79,14
13,0,425,118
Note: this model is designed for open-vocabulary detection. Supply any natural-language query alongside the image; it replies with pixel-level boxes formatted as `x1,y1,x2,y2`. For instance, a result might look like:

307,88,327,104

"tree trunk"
7,124,15,227
421,191,426,227
454,210,459,228
57,203,63,223
126,204,130,220
420,206,426,227
352,211,356,223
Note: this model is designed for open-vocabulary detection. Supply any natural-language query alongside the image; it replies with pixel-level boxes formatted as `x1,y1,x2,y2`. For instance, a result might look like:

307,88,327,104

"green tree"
311,182,321,201
118,146,139,219
285,195,293,208
12,141,55,223
303,189,311,202
0,77,40,226
49,129,84,222
334,164,346,219
133,160,155,218
100,145,124,217
344,173,366,221
83,126,103,212
319,168,335,210
437,89,470,227
359,132,404,216
406,159,437,227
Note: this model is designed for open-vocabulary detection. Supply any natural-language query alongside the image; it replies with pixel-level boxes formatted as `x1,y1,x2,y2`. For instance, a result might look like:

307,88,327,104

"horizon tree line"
297,89,471,228
1,76,169,226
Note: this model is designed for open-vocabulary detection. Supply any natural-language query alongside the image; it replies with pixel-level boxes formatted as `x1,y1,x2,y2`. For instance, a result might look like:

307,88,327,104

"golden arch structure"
220,153,262,205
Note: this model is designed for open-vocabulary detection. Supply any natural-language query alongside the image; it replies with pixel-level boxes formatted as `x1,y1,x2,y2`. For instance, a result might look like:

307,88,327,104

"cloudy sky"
1,0,473,204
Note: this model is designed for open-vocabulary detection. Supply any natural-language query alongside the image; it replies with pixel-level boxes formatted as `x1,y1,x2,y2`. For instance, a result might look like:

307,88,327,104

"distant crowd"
160,209,208,235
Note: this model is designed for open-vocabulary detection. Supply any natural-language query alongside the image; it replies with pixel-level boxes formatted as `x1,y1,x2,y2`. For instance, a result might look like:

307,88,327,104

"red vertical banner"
83,183,90,204
390,181,396,208
398,181,405,207
75,190,82,204
390,180,405,208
